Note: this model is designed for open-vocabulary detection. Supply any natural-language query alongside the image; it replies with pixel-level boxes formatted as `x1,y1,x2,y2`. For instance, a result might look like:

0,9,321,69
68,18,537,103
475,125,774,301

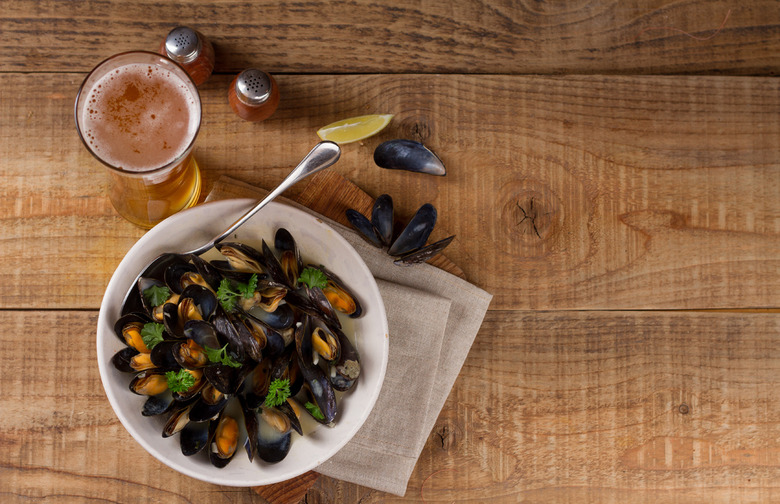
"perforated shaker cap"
164,26,202,64
235,69,272,106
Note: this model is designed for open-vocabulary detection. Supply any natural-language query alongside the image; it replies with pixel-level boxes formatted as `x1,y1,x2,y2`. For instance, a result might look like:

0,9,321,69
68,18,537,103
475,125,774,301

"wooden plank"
313,311,780,503
3,311,779,503
1,1,779,75
1,73,778,310
0,312,260,503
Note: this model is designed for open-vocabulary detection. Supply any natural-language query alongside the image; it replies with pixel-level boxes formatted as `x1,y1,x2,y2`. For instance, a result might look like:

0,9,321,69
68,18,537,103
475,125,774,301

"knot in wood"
432,422,458,452
501,187,559,246
678,403,690,415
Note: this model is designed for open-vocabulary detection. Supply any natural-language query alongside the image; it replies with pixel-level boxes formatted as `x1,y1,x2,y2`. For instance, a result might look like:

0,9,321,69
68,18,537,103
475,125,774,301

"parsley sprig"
165,369,196,393
298,267,327,289
142,285,171,307
304,401,325,421
140,322,165,350
263,378,291,408
216,274,258,312
204,343,242,368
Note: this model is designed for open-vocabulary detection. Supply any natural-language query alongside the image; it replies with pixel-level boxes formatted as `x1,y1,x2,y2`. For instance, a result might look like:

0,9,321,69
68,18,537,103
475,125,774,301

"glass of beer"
75,51,202,228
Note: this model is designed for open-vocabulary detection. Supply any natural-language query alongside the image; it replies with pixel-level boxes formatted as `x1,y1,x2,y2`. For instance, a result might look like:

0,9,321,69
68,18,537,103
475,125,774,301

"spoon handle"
190,141,341,256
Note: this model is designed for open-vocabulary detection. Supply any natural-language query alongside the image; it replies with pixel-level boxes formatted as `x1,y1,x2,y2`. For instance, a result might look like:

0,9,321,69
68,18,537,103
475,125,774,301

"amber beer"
75,51,202,228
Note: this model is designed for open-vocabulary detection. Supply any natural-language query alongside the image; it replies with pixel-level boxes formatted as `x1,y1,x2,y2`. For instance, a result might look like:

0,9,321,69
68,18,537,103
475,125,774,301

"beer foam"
81,62,199,172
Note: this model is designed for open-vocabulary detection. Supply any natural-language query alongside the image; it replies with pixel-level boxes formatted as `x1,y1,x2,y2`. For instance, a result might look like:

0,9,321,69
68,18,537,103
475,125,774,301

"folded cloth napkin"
205,176,493,496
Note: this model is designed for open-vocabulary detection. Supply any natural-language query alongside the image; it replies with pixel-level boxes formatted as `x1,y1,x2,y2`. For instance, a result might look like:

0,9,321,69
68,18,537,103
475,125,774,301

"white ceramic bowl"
97,199,389,486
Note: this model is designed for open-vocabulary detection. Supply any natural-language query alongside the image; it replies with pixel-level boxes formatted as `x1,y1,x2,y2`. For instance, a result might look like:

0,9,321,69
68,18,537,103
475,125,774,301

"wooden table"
2,1,778,502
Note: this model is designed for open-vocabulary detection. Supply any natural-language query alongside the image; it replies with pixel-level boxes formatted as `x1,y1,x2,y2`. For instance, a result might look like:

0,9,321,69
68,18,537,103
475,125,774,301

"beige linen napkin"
206,176,492,496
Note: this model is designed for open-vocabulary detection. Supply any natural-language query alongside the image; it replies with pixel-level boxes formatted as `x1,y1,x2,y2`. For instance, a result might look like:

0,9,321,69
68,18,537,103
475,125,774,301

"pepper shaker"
160,26,215,86
228,69,280,122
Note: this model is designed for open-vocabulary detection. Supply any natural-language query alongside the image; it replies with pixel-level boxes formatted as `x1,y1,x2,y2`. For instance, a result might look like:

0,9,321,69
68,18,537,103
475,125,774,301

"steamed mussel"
111,228,363,468
346,194,455,266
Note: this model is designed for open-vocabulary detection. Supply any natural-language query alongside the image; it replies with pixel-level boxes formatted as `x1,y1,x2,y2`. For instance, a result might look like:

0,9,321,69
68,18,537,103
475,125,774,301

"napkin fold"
206,176,492,496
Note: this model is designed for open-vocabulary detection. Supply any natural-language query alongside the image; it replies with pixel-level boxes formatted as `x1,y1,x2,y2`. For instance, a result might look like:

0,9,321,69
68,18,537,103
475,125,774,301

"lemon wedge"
316,114,394,144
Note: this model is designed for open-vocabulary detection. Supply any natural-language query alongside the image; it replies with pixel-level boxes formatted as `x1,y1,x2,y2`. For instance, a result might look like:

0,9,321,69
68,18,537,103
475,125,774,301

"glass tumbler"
75,51,202,228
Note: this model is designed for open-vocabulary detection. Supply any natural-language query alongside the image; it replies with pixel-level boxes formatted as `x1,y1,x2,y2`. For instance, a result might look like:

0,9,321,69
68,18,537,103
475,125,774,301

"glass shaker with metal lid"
160,26,215,86
228,68,280,122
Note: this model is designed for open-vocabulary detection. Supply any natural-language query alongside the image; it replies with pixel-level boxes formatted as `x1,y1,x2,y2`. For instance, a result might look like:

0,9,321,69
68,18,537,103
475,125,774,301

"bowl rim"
96,198,389,486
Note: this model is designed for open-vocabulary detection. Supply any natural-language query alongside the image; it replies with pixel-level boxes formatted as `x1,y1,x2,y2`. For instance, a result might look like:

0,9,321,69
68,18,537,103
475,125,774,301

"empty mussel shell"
345,209,383,248
387,203,437,256
371,194,394,247
374,139,446,176
394,235,455,266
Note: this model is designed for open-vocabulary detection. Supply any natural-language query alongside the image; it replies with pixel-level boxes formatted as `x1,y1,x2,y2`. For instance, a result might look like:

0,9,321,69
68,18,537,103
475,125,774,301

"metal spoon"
121,141,341,313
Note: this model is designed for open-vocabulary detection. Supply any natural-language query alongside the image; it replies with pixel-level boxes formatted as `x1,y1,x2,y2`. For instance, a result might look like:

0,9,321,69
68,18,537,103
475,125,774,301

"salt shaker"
160,26,215,86
228,69,280,122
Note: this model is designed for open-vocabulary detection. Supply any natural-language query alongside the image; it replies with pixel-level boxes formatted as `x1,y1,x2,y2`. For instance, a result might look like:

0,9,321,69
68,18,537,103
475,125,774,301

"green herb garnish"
304,401,325,421
298,267,327,289
204,343,242,368
142,284,171,307
263,378,291,408
165,369,196,393
216,274,258,312
140,322,165,350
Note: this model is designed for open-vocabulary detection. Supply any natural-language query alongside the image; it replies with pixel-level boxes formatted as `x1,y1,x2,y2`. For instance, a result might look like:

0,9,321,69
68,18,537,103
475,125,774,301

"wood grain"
1,73,777,311
1,1,779,75
3,311,778,503
313,311,780,503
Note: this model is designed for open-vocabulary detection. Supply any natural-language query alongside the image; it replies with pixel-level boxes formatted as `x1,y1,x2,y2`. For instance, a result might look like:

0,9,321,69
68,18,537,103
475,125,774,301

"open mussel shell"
240,313,287,358
215,242,266,274
371,194,394,247
254,407,293,463
374,139,446,176
162,403,193,438
180,420,210,456
274,228,302,288
241,358,272,410
188,254,224,291
329,325,361,392
311,322,340,363
114,312,154,351
164,284,218,338
112,347,140,373
137,277,173,321
261,239,291,287
121,253,182,316
387,203,437,256
277,400,303,436
302,283,343,330
208,410,240,468
149,340,181,370
129,370,169,396
246,302,294,331
317,264,363,318
394,235,455,266
164,262,198,295
294,316,338,424
178,319,221,368
172,368,206,402
189,383,229,422
231,312,264,362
